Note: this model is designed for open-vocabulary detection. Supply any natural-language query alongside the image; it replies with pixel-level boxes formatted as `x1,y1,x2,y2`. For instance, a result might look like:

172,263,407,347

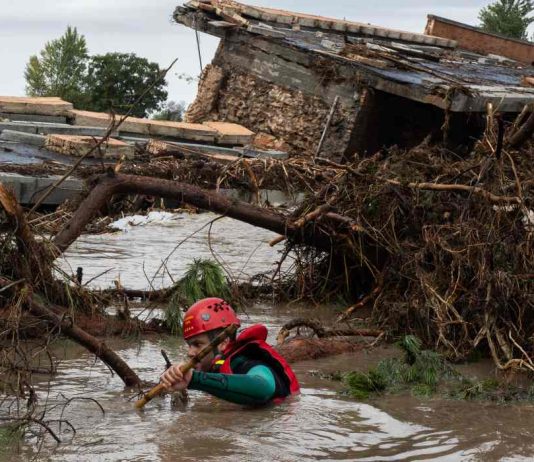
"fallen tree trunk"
53,172,335,253
0,277,142,387
277,337,364,363
102,287,172,301
276,318,383,345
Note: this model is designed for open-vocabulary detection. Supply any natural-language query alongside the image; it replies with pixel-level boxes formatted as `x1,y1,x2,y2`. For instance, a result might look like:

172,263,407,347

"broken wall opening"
343,89,486,159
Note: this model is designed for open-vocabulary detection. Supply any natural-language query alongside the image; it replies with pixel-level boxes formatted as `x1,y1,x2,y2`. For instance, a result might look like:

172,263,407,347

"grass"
164,259,232,334
341,335,534,403
343,335,456,399
0,425,23,455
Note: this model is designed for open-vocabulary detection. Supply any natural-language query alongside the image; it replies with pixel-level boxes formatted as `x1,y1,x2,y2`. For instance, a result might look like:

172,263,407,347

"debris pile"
0,96,288,207
271,134,533,368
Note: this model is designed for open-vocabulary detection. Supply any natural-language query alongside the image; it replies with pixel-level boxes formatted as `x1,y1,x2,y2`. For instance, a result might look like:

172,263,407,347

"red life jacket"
211,324,300,403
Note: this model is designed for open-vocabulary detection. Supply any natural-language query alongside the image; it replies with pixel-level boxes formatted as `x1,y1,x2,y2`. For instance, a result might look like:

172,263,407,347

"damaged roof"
174,0,534,112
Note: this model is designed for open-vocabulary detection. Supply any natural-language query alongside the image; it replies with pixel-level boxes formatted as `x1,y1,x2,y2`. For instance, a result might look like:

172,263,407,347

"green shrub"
164,259,232,334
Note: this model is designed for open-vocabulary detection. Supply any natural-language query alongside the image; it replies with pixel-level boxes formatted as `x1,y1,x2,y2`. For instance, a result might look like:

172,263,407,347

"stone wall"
185,64,226,124
184,36,361,159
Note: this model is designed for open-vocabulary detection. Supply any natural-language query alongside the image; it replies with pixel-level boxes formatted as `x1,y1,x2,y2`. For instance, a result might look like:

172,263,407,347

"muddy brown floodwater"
2,213,534,461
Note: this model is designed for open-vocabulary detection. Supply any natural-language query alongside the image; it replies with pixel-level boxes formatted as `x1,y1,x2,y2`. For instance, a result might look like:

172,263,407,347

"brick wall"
425,16,534,65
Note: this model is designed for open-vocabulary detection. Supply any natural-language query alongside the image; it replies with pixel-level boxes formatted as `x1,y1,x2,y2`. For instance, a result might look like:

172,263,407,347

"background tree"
479,0,533,40
24,26,88,106
151,100,186,122
84,53,168,118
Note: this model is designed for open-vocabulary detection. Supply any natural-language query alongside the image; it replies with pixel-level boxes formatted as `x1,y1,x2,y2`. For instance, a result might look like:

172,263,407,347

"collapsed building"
174,0,534,160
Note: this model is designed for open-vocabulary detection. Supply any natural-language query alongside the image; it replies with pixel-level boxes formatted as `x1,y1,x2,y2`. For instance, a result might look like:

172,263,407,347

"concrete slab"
0,172,84,205
0,130,46,147
0,113,68,124
0,121,115,137
0,122,38,134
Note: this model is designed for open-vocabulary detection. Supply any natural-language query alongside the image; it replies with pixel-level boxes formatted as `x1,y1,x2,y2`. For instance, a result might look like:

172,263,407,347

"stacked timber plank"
203,121,255,145
150,119,216,141
71,110,219,143
44,135,135,159
0,99,256,147
71,110,255,145
0,97,264,167
146,139,243,163
0,96,73,123
70,109,144,133
0,96,73,116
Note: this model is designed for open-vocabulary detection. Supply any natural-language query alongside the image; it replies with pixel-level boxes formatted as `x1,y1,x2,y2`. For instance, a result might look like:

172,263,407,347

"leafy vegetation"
479,0,533,40
0,425,22,455
24,28,168,117
343,336,456,399
84,53,168,118
25,26,88,107
341,335,534,402
164,259,232,334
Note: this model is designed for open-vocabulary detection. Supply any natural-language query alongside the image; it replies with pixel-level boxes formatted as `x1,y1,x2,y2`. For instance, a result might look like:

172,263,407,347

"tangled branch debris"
272,135,533,369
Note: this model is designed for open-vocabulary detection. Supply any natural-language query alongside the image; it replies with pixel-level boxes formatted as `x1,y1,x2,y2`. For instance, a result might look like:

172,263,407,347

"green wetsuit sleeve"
189,365,276,406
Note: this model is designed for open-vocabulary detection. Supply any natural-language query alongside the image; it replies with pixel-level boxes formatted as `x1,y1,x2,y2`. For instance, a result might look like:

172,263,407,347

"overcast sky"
1,1,531,105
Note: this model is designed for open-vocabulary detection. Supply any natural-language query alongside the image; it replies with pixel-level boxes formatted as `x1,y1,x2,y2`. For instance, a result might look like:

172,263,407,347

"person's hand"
160,364,193,392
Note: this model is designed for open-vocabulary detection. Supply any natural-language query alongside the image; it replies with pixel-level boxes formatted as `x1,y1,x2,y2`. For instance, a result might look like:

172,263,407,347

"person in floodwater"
160,297,300,406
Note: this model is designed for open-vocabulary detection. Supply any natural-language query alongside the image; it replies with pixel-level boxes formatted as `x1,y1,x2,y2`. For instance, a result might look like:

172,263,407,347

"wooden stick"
269,235,286,247
134,323,238,410
508,109,534,149
385,179,521,204
314,95,339,159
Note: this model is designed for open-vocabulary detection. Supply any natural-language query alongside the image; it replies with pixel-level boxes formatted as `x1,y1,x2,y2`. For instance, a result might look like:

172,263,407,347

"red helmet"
182,297,240,340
